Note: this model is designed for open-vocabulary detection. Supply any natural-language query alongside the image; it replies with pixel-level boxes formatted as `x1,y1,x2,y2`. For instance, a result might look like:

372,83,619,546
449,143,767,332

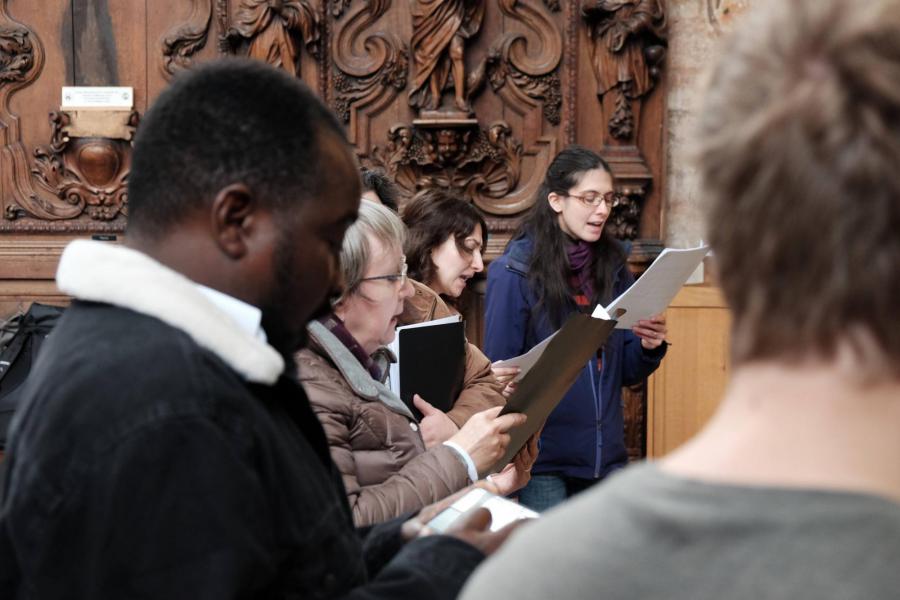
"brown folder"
489,313,616,474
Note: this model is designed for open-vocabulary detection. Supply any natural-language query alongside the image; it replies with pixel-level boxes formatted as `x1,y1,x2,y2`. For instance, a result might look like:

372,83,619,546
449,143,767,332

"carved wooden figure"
225,0,320,77
409,0,484,114
582,0,666,142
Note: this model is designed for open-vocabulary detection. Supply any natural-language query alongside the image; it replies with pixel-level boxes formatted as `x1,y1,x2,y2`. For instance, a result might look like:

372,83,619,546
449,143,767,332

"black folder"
396,321,466,420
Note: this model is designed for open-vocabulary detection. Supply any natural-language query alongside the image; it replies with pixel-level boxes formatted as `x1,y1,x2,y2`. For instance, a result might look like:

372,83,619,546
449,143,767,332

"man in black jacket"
0,59,500,599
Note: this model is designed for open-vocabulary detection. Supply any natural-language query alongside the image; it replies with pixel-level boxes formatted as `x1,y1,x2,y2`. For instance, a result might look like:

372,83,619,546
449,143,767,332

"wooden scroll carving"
223,0,320,76
0,5,59,229
331,0,408,136
479,0,563,126
161,0,213,78
26,110,138,223
0,22,33,84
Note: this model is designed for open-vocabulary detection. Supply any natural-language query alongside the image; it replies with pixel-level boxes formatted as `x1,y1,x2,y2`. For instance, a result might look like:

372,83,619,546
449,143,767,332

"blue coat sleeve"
483,259,531,362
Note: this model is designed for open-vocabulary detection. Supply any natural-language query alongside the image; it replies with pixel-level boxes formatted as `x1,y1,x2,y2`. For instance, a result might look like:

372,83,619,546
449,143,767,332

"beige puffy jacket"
296,321,470,527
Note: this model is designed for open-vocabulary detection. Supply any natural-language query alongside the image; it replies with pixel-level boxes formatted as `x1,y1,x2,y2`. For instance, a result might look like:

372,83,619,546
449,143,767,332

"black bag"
0,303,65,449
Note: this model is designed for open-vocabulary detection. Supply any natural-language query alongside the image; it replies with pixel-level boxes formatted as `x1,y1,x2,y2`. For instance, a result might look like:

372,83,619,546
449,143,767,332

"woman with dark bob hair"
402,188,488,301
483,145,669,511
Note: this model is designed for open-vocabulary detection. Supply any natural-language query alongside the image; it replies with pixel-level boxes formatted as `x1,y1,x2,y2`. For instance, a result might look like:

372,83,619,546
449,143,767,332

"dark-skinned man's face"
260,130,360,355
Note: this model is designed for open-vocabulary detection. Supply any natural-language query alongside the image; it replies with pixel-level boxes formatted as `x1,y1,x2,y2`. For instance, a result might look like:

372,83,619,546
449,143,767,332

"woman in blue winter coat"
484,145,669,511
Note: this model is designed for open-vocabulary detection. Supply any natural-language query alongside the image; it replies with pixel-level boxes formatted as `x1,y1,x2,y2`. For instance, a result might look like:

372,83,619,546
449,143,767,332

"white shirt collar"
194,284,268,344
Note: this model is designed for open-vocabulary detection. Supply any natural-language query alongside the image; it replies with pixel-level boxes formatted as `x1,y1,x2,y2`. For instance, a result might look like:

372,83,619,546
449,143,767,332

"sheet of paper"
491,333,556,383
595,245,709,329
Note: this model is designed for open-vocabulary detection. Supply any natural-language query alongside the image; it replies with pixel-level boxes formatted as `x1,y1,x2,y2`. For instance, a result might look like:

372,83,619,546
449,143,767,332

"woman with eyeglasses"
296,200,535,526
484,145,668,512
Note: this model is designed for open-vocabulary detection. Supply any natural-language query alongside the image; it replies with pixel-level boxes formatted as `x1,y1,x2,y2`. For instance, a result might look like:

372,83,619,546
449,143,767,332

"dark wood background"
0,0,668,458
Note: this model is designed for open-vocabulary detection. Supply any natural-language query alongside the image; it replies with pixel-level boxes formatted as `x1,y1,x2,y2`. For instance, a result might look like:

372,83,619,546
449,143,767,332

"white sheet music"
593,245,709,329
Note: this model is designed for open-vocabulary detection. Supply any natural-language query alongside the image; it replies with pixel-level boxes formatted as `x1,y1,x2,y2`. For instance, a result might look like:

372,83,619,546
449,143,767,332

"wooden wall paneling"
0,276,69,318
1,1,69,318
646,285,731,457
2,0,65,228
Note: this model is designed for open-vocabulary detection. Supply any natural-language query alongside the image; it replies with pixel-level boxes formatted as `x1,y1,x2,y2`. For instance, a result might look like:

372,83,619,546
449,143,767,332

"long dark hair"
402,188,488,285
514,145,625,328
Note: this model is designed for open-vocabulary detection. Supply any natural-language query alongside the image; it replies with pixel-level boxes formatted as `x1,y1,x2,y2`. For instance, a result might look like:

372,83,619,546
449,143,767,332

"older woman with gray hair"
296,200,536,527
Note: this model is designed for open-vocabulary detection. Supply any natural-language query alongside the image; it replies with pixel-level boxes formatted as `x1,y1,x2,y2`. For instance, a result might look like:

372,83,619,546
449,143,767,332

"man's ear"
547,192,565,214
210,183,258,259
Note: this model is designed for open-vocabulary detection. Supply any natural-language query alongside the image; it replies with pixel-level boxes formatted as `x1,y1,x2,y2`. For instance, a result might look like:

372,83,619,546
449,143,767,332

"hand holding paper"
632,314,668,350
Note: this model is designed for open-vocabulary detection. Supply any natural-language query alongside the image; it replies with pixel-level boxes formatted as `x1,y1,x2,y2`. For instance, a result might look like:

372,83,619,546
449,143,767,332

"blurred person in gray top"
460,0,900,598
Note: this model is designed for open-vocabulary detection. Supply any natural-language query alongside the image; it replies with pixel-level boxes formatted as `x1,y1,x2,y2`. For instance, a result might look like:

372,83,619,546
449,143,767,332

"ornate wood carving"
330,0,354,19
22,111,138,223
478,0,563,126
224,0,320,76
161,0,213,78
331,1,408,128
0,4,58,230
371,120,524,210
0,23,34,83
581,0,666,142
351,1,562,220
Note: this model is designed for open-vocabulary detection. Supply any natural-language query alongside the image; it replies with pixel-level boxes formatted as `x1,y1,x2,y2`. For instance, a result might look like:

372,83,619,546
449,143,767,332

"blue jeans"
517,475,568,512
518,474,599,512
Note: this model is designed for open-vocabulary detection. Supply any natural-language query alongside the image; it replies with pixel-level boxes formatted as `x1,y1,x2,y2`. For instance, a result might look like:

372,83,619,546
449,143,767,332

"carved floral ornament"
371,121,525,213
0,24,33,83
161,0,213,79
329,0,563,127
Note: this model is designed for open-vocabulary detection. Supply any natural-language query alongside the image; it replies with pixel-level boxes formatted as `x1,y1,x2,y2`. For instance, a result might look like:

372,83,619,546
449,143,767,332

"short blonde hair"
337,199,407,302
699,0,900,378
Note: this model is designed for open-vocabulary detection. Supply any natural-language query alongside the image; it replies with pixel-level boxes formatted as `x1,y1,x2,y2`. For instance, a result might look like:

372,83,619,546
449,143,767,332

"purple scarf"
318,313,384,382
566,240,595,302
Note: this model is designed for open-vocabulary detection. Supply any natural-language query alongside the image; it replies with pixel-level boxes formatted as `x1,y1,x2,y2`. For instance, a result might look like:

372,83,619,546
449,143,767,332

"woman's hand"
448,406,527,477
491,362,521,398
632,313,668,350
413,394,460,448
488,429,540,496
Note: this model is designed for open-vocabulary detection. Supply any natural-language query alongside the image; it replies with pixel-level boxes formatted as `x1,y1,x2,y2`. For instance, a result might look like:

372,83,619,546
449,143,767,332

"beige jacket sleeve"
445,342,506,427
299,362,470,527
